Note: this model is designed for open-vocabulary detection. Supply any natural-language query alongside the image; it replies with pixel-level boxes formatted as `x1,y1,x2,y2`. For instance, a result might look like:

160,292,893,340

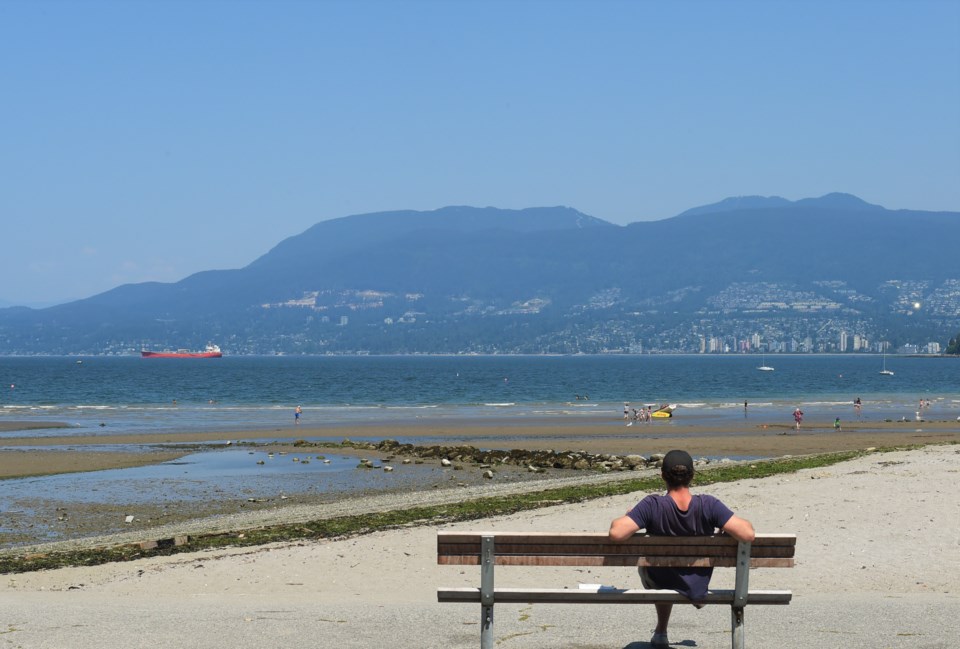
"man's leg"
640,568,672,647
654,603,672,634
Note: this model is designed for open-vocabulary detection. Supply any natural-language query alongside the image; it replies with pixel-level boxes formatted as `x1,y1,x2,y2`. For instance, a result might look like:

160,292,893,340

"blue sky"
1,0,958,307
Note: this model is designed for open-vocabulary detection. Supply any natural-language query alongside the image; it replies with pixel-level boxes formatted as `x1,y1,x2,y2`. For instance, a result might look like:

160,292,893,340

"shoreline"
3,417,958,552
0,445,937,561
3,418,960,479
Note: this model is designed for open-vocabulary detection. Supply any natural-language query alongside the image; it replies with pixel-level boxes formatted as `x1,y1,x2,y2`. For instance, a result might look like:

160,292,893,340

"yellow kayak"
649,404,676,418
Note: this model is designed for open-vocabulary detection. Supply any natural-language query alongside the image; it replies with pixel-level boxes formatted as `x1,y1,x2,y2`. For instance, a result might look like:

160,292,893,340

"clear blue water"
1,354,958,436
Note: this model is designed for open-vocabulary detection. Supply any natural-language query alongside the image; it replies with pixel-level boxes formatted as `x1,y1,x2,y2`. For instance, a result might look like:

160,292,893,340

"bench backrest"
437,532,795,568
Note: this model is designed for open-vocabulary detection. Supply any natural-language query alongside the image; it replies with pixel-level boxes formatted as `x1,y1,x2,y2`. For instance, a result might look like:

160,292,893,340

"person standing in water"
793,407,804,430
295,405,302,425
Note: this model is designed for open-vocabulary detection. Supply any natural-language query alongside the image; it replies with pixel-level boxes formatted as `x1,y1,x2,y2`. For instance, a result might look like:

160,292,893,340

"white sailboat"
757,353,775,371
880,353,894,376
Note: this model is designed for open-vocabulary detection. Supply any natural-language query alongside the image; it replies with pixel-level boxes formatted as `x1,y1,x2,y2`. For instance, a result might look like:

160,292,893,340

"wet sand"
2,417,959,479
0,420,72,432
0,448,188,478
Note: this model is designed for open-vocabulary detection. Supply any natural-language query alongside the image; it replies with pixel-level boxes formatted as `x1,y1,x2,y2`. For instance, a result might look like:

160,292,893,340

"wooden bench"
438,531,795,649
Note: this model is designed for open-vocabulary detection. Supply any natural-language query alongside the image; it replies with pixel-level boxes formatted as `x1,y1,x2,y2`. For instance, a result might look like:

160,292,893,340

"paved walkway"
2,592,957,648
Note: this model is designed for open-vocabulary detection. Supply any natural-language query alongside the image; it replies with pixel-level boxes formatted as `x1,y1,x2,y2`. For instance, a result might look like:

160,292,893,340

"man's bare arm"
608,515,641,542
721,515,755,542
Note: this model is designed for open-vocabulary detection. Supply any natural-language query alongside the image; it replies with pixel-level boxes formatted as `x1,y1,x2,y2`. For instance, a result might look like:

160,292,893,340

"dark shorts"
639,566,656,589
638,566,707,607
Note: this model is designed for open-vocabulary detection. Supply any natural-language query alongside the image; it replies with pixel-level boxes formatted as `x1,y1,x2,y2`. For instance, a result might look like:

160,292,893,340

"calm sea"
2,354,959,437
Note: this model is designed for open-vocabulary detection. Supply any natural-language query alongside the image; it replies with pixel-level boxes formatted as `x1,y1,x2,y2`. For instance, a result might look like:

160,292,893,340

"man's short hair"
662,449,694,488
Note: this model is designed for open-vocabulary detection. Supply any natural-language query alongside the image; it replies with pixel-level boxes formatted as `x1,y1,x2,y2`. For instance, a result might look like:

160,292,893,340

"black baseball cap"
662,449,694,474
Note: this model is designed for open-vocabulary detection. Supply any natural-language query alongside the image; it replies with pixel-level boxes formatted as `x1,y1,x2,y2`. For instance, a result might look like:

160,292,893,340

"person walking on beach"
608,450,755,649
294,405,302,425
854,397,862,420
793,407,804,430
834,417,841,431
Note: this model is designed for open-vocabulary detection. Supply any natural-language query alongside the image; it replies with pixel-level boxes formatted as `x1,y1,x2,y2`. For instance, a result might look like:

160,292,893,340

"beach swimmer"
793,407,804,430
295,405,302,424
609,449,755,649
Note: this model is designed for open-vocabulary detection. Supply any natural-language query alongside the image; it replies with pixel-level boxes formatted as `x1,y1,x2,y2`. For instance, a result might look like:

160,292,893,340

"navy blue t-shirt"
626,493,735,601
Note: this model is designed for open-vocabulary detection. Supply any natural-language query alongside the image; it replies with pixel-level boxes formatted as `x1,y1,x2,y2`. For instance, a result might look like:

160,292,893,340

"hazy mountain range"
2,193,958,355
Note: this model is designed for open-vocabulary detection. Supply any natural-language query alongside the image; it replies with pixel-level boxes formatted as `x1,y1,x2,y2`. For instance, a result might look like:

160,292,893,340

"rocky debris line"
338,438,720,473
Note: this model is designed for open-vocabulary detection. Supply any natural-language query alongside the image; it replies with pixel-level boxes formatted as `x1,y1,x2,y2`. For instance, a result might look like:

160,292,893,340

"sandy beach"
1,443,957,648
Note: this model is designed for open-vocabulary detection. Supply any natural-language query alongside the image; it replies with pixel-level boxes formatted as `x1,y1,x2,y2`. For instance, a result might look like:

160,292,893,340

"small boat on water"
756,354,775,371
141,344,222,359
648,403,677,418
880,353,894,376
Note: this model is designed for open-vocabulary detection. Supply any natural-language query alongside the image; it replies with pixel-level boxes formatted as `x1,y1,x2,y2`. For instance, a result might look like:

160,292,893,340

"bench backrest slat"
438,542,794,558
437,532,796,568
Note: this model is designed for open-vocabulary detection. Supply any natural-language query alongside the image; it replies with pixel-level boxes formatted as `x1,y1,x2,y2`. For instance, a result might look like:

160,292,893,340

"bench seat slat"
438,539,795,550
437,532,796,546
437,587,793,606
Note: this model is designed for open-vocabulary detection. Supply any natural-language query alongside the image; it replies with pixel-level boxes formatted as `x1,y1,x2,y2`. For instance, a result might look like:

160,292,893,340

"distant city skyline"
2,0,958,306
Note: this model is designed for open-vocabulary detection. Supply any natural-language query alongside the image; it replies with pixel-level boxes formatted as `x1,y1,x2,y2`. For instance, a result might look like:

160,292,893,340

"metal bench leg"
731,540,750,649
731,606,745,649
481,604,494,649
480,535,495,649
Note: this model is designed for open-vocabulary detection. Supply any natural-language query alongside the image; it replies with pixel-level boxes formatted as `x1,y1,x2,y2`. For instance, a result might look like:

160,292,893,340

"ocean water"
2,354,959,437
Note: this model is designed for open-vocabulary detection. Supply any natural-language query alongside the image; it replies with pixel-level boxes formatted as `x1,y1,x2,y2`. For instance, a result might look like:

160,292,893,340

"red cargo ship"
141,344,223,358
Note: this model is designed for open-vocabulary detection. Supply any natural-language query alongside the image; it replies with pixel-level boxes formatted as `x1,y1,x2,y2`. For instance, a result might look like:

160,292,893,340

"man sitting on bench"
609,449,756,649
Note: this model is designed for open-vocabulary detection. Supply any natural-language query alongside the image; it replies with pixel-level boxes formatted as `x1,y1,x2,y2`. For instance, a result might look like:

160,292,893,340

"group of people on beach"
793,396,941,431
915,397,935,421
624,402,654,425
791,398,873,431
793,406,842,431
